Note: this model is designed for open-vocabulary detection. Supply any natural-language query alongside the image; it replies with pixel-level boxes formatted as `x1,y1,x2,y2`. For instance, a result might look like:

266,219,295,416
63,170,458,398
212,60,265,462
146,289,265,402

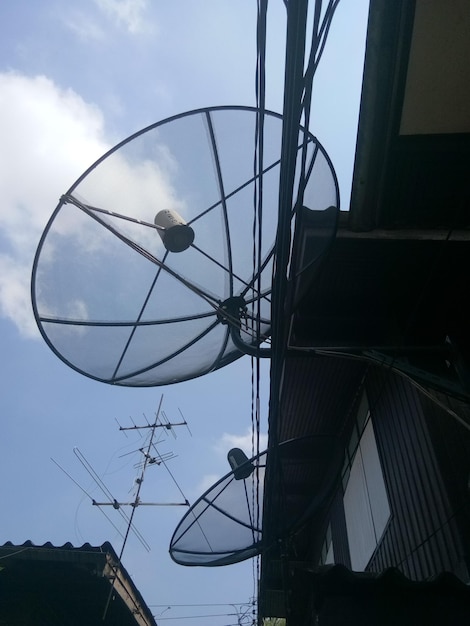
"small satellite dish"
32,106,338,386
169,436,342,567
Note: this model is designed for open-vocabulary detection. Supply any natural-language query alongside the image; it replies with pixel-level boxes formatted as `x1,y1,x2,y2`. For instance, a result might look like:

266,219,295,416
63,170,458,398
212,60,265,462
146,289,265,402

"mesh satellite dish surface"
169,436,342,566
32,106,338,386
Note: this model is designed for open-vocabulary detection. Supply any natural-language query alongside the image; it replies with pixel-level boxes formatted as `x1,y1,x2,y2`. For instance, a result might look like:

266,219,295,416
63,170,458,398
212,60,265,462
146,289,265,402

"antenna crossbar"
92,501,189,507
119,421,187,431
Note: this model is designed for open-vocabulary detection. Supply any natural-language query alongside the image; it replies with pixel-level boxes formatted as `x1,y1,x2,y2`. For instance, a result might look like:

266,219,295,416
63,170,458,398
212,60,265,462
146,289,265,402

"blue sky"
0,1,369,623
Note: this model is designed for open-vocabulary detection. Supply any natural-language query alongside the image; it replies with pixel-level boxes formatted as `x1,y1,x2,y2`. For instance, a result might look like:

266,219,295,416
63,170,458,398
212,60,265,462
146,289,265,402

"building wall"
327,366,470,581
420,391,470,575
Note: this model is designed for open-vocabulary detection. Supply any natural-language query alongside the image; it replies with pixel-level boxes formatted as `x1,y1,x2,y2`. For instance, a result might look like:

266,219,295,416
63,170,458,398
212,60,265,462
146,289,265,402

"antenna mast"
103,394,190,619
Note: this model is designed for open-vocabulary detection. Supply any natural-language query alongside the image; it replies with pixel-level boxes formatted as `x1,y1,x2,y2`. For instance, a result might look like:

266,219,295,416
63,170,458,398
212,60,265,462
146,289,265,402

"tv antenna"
97,396,191,509
118,406,192,439
31,106,339,387
52,396,190,552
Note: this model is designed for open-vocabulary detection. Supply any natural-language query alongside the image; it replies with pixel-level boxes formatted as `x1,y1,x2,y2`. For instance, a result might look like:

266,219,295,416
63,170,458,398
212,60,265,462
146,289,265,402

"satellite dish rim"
169,435,343,566
31,105,339,387
169,445,267,566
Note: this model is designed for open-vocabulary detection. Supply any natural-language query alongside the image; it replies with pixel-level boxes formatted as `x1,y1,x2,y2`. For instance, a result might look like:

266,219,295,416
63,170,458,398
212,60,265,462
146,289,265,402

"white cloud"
190,429,267,500
0,72,109,337
214,428,268,458
194,473,220,496
95,0,153,35
0,255,37,336
61,0,155,44
0,71,191,338
61,12,106,43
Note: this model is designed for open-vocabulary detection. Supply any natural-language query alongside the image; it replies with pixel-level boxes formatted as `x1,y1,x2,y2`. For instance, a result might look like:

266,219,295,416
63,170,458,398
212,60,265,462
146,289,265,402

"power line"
156,613,239,620
147,602,251,608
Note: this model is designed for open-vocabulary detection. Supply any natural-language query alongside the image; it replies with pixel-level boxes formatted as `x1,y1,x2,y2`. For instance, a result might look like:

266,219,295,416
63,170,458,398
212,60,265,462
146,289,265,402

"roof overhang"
349,0,470,230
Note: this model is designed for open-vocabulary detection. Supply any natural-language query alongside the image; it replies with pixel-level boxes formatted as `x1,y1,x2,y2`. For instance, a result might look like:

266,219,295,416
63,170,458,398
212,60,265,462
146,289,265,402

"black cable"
303,1,341,92
149,603,251,607
252,0,268,614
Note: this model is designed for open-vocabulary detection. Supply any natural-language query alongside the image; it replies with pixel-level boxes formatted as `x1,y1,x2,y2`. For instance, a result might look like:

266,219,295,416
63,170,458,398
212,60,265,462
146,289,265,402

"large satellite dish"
32,106,338,386
169,437,342,567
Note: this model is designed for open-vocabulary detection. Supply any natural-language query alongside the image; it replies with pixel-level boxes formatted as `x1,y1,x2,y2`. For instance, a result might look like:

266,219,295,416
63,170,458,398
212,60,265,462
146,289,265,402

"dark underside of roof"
348,0,470,233
293,233,470,350
0,542,156,626
290,232,470,403
1,561,122,625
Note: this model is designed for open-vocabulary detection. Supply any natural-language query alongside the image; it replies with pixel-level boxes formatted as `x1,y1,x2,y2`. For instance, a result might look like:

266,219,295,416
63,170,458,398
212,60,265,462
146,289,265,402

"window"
319,523,334,565
343,393,390,570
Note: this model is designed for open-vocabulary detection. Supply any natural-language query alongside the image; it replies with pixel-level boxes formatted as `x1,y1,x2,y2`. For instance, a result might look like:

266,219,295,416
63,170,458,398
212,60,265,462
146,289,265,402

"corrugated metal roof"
1,539,114,554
